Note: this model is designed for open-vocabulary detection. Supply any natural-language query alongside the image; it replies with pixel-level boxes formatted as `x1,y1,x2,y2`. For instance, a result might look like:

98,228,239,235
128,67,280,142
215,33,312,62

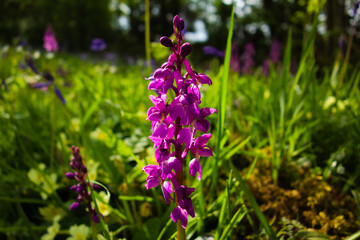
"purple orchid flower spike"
66,146,104,223
25,57,66,104
143,15,216,235
43,25,59,52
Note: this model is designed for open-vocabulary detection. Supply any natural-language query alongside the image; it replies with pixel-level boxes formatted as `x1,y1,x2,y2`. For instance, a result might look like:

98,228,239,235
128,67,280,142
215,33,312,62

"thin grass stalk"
50,87,56,170
338,27,354,89
90,215,99,240
211,1,235,200
230,161,277,239
145,0,151,75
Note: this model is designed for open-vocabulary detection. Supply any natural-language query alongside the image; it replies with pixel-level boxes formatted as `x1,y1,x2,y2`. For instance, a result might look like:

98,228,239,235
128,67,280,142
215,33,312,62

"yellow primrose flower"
42,173,58,196
71,118,80,132
96,191,111,217
306,112,312,119
90,128,116,148
39,205,66,222
41,218,60,240
27,168,44,184
140,202,152,217
27,163,58,200
86,159,100,181
323,96,336,110
263,89,271,100
98,232,115,240
67,224,89,240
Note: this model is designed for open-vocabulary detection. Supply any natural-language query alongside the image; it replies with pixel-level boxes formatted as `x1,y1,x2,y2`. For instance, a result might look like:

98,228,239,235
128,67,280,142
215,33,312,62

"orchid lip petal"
170,206,188,229
189,158,201,181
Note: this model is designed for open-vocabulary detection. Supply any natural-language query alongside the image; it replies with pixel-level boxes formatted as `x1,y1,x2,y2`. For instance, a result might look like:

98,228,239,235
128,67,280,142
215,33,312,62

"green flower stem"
50,87,56,170
174,117,186,240
90,215,99,240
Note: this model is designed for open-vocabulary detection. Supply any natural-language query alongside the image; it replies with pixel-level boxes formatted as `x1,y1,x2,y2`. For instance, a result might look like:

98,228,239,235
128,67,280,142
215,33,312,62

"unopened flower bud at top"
173,15,185,32
180,43,192,57
160,36,174,48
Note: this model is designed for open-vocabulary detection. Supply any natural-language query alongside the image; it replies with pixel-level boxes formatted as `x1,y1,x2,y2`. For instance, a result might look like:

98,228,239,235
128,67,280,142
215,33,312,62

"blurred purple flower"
230,44,241,72
353,1,360,16
43,26,58,52
241,43,255,74
262,60,269,77
80,53,88,61
25,57,66,104
290,60,298,75
203,46,225,58
202,44,240,72
269,39,281,63
338,35,345,50
90,38,106,51
66,146,103,223
105,52,116,62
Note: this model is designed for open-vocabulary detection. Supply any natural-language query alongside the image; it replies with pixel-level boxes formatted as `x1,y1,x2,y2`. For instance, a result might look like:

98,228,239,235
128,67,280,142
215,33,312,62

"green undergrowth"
0,16,360,239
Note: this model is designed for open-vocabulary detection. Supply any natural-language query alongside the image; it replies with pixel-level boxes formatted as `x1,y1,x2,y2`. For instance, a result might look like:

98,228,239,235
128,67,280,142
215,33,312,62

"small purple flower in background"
269,39,281,63
203,46,225,58
241,42,255,74
66,146,103,223
262,60,269,77
144,15,216,231
203,43,241,72
353,1,360,17
290,59,298,75
90,38,106,51
338,35,345,51
43,26,58,52
230,44,241,72
25,57,66,104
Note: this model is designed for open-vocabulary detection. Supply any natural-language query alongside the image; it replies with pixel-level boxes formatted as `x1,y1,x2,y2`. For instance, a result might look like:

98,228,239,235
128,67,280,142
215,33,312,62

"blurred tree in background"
0,0,358,68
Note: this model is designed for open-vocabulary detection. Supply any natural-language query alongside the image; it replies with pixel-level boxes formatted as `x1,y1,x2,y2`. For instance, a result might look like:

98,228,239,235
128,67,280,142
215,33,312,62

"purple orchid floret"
66,146,103,223
143,15,216,230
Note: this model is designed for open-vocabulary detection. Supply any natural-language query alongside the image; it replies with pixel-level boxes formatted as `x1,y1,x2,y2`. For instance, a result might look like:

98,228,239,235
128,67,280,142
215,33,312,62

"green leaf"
230,162,277,240
211,1,235,200
219,205,247,240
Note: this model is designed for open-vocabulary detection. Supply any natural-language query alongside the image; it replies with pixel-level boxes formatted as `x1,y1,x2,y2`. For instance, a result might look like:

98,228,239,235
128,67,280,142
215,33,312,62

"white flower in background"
33,50,41,59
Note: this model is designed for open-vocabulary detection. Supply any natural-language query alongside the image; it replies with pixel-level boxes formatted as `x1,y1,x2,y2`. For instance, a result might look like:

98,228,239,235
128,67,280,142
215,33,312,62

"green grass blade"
287,17,318,110
230,162,277,240
211,1,235,200
219,205,247,240
145,0,151,74
345,231,360,240
118,195,154,201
